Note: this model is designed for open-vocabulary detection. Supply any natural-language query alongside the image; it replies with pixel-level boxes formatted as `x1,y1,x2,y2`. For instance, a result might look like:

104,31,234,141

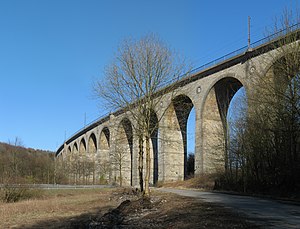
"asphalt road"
36,184,113,189
159,188,300,228
0,184,113,189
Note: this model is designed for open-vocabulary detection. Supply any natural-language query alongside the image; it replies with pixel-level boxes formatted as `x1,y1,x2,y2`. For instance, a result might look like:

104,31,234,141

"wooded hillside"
0,142,56,184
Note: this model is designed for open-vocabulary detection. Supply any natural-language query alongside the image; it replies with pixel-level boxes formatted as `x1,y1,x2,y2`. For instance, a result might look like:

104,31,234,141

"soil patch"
89,188,257,228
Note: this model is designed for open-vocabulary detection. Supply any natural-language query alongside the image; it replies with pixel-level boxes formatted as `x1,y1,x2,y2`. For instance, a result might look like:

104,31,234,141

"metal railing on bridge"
188,22,300,77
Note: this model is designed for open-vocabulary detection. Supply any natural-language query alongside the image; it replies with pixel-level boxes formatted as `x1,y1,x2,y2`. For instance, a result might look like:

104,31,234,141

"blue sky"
0,0,297,151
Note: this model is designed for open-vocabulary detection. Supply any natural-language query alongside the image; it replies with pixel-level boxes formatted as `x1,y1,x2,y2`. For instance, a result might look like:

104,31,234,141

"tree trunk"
119,163,122,187
138,135,144,192
144,133,151,196
93,161,95,185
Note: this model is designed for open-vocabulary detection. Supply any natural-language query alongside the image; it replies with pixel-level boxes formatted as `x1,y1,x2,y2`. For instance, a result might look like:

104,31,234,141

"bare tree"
112,142,129,186
221,8,300,194
7,137,24,183
94,34,189,196
98,159,111,184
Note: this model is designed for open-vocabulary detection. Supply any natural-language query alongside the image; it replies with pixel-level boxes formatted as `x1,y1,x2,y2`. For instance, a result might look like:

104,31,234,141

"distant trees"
54,150,112,185
0,141,56,184
186,153,195,178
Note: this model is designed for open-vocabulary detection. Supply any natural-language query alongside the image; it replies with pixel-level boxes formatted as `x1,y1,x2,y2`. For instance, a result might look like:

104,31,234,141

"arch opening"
79,138,86,156
98,127,110,184
67,146,71,159
88,133,97,155
222,54,300,193
73,142,78,154
227,87,247,173
87,133,97,184
202,77,244,174
172,95,194,179
71,142,79,185
150,110,159,185
162,94,194,181
115,118,133,186
79,138,87,184
99,127,110,150
187,107,195,178
65,146,72,183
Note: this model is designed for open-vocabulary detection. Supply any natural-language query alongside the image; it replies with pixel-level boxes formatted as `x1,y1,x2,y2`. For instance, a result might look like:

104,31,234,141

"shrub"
0,185,44,203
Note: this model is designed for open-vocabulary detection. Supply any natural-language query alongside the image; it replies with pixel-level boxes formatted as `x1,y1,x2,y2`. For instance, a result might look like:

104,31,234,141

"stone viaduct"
56,29,300,186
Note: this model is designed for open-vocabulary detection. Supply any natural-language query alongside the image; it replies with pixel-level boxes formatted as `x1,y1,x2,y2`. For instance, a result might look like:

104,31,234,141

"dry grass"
0,188,118,228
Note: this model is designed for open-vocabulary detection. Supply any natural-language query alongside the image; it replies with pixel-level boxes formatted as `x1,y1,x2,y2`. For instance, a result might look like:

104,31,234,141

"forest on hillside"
0,141,57,184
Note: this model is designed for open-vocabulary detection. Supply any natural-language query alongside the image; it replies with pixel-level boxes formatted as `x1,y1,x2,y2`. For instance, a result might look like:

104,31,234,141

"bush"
0,185,44,203
99,175,108,185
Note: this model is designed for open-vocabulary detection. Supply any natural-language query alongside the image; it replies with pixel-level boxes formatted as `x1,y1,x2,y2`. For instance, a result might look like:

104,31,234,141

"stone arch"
99,127,110,150
98,127,110,183
262,51,300,96
201,76,243,174
73,142,79,154
78,138,87,183
173,94,194,179
150,109,159,185
87,133,97,184
115,118,133,186
88,133,97,155
140,109,159,185
71,142,79,184
79,138,87,156
67,146,72,162
160,94,194,181
250,47,300,107
261,43,300,78
70,142,78,163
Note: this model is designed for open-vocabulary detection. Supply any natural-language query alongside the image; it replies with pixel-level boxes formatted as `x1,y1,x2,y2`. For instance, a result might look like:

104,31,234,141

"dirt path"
159,188,300,228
